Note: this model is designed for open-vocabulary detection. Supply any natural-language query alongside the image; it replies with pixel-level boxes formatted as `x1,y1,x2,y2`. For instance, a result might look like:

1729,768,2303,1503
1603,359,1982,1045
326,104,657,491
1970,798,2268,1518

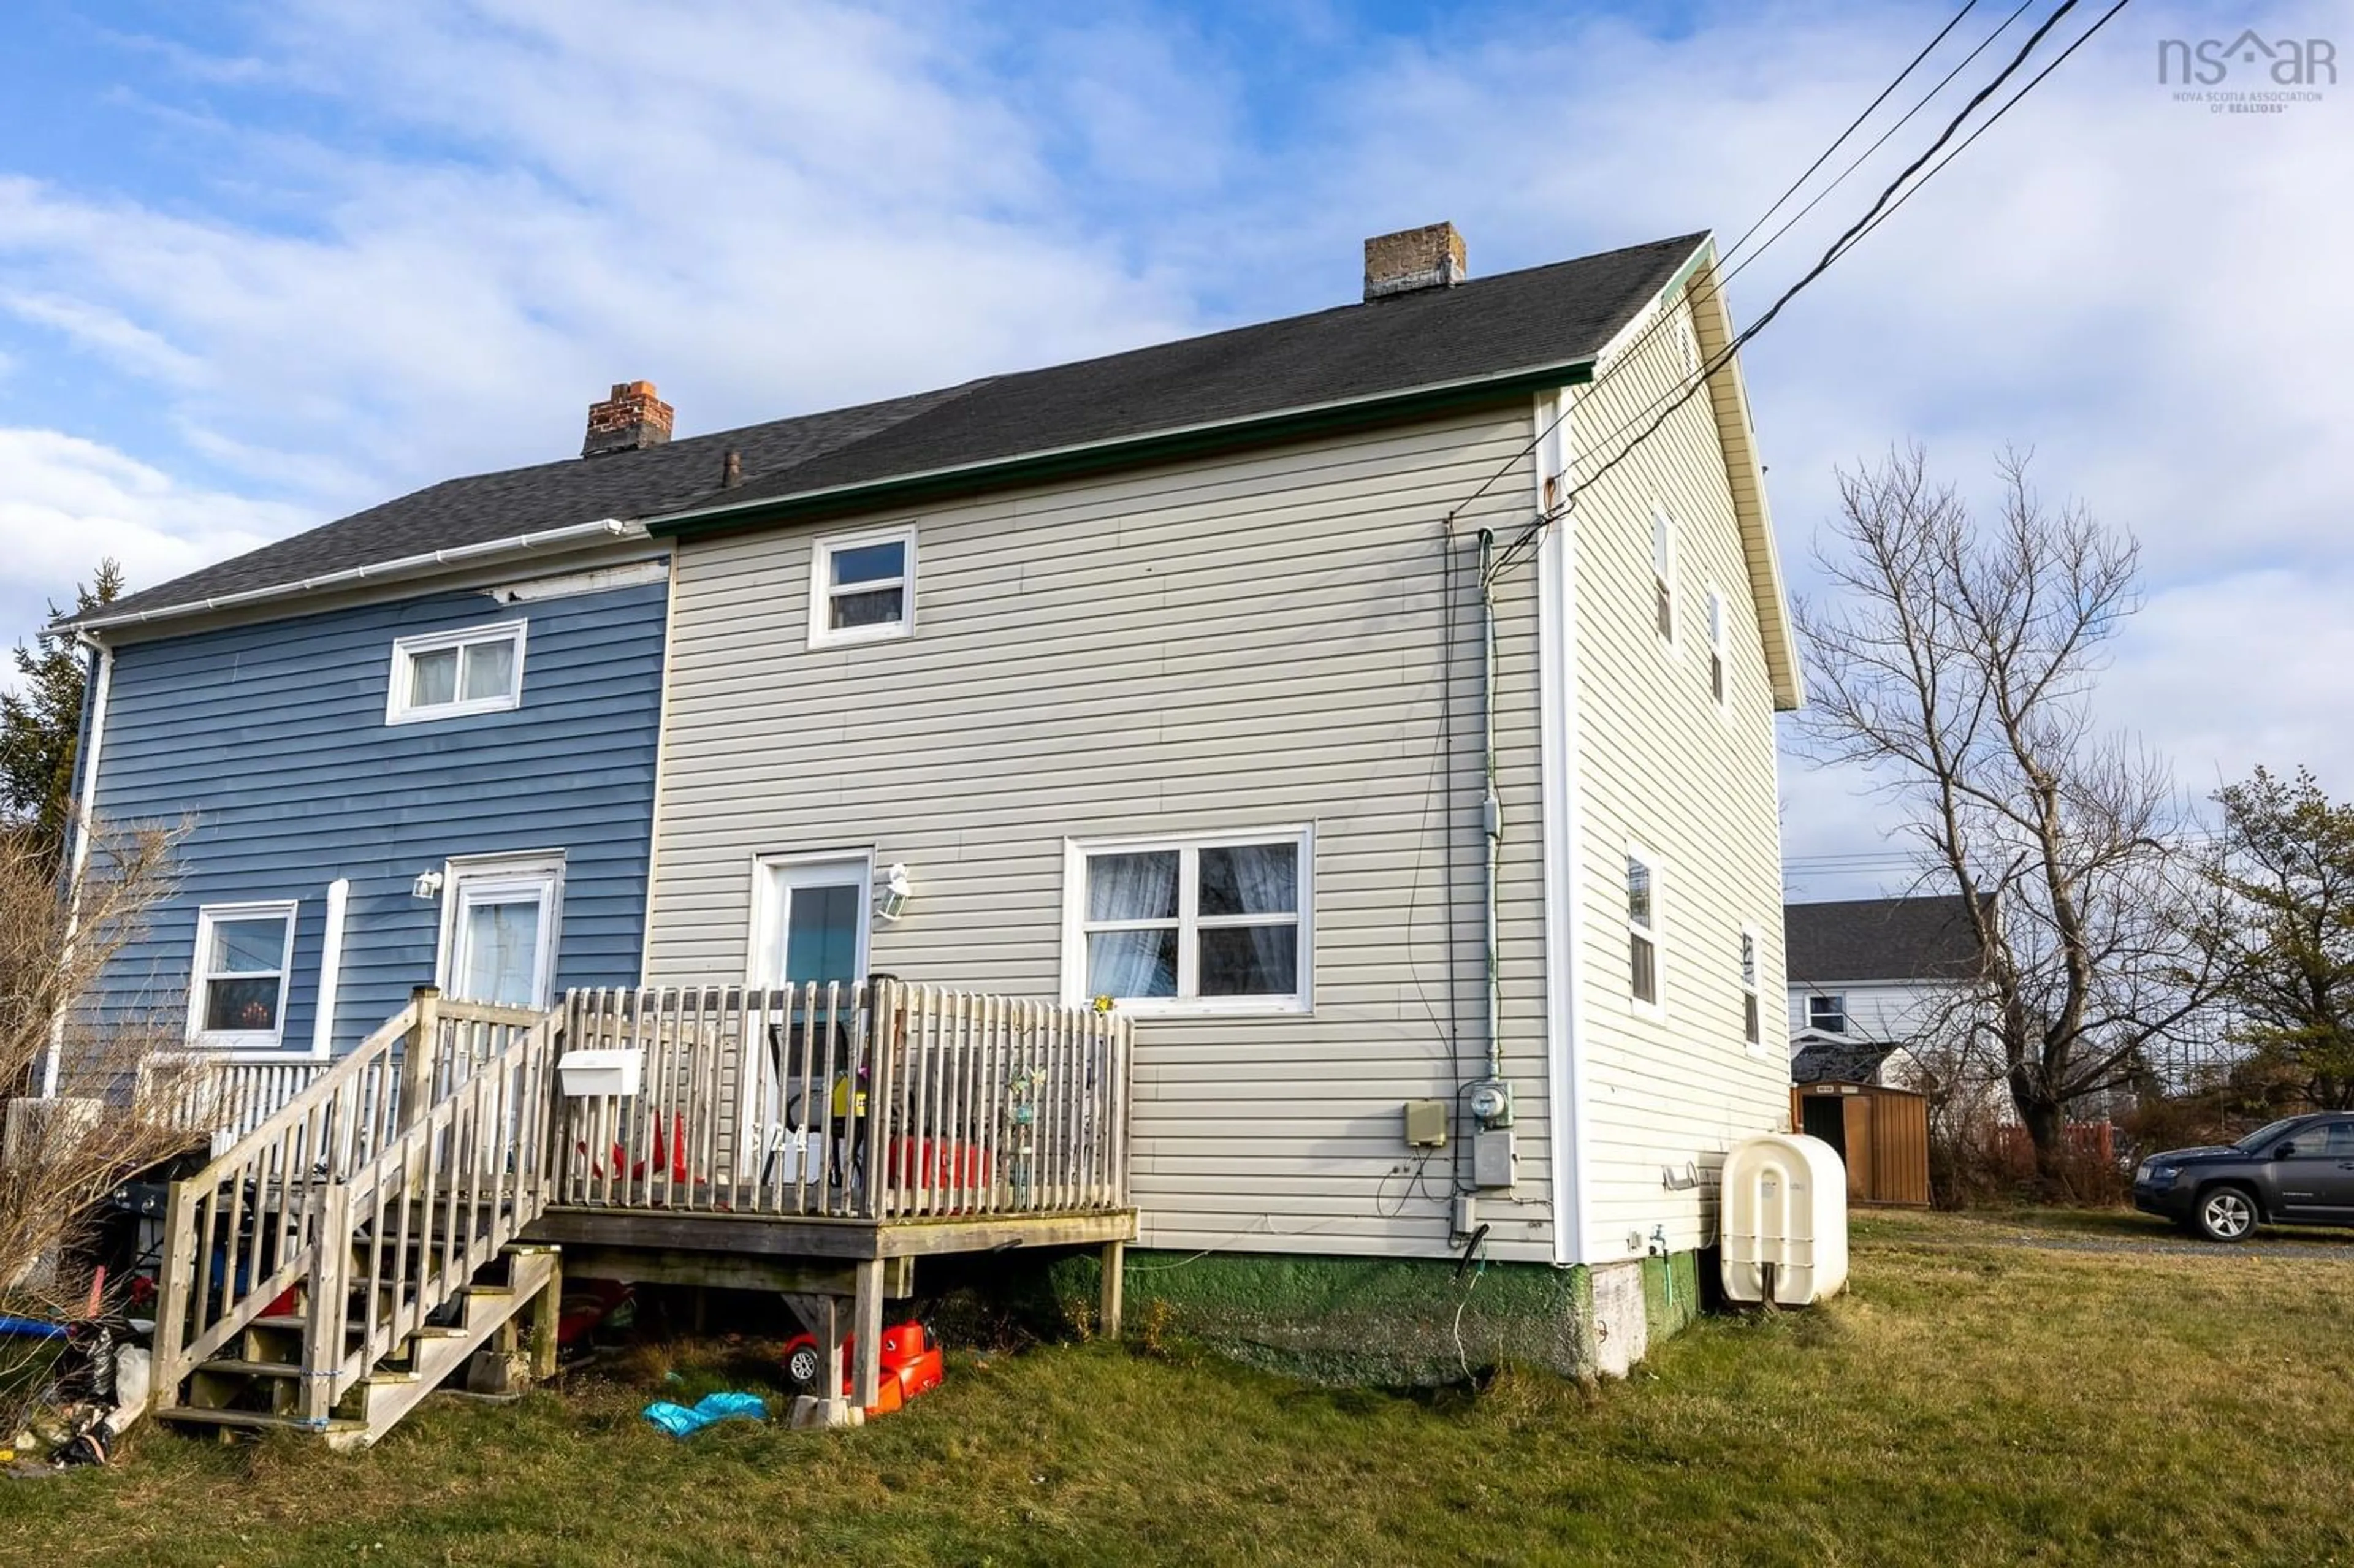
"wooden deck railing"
550,981,1132,1222
140,1056,332,1150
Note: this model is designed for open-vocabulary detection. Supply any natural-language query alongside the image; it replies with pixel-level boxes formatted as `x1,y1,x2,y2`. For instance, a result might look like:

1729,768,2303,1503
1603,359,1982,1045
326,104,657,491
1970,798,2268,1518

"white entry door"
439,853,565,1008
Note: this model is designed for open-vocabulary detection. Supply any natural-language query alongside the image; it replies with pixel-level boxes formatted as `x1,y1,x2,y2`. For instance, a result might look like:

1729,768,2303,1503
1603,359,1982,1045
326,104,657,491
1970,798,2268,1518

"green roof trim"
649,358,1598,540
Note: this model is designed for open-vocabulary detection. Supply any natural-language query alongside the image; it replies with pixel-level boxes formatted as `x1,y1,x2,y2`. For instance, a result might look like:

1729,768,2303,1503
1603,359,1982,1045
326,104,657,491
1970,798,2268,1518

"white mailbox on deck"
557,1048,644,1098
1720,1132,1849,1306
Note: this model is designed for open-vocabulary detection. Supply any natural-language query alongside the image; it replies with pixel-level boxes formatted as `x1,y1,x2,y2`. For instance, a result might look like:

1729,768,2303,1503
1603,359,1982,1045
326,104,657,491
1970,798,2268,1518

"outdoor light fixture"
874,862,912,923
411,869,444,901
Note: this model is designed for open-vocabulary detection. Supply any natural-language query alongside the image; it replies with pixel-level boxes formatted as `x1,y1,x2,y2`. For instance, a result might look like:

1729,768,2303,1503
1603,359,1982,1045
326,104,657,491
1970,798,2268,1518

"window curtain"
1086,851,1179,998
1199,843,1298,994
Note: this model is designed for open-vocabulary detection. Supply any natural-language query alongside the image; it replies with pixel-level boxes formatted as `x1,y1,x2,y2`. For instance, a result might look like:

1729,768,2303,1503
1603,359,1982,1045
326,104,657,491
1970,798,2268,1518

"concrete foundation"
1045,1246,1715,1385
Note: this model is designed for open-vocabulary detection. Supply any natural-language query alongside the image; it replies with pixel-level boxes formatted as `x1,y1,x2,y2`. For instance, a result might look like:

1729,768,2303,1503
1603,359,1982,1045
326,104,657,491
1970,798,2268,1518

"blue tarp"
642,1391,768,1437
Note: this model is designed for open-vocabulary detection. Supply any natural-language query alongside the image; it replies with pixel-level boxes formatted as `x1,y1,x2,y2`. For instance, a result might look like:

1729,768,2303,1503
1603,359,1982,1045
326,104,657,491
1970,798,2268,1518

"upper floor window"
1065,828,1311,1015
387,621,527,724
188,901,298,1049
1626,848,1661,1012
809,525,916,648
1705,588,1727,705
1808,994,1848,1036
1739,927,1762,1045
1650,506,1676,645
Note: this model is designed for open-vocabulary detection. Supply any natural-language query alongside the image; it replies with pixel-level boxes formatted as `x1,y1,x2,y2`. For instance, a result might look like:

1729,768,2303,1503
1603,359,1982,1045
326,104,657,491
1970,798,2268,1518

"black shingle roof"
1791,1040,1902,1086
80,231,1704,627
1784,896,1987,986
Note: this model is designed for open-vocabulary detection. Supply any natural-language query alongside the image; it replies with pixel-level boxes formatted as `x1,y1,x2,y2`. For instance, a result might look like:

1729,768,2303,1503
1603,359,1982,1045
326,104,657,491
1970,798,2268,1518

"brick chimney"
1363,223,1468,301
582,380,674,457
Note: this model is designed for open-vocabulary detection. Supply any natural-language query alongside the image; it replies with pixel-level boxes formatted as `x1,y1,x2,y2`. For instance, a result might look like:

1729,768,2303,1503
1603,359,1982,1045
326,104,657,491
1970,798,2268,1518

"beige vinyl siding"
1566,268,1792,1262
645,407,1562,1263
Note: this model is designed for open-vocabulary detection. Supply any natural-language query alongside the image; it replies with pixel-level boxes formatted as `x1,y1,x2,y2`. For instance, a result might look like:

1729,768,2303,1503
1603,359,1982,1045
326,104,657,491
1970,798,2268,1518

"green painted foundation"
1643,1250,1704,1341
1036,1247,1712,1385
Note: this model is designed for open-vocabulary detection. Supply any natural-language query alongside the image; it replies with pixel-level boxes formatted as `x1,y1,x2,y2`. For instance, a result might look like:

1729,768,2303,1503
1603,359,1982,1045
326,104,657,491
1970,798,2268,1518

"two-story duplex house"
625,223,1802,1374
58,223,1799,1407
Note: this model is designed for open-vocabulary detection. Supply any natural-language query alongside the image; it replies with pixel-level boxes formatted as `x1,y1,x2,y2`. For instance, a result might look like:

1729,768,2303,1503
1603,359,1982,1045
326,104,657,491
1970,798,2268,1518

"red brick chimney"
582,380,674,457
1363,223,1468,301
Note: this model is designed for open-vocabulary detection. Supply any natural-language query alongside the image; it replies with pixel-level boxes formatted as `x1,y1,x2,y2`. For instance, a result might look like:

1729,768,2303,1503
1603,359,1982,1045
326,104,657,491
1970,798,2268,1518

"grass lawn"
4,1210,2352,1567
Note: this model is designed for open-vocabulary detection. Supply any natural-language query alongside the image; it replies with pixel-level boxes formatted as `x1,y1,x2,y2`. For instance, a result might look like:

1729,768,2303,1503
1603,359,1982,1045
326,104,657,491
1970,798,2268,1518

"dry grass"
5,1212,2353,1566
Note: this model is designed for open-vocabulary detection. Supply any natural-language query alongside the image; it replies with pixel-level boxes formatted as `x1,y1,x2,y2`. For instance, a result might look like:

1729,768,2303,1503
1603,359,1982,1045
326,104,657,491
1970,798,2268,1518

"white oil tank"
1721,1132,1848,1306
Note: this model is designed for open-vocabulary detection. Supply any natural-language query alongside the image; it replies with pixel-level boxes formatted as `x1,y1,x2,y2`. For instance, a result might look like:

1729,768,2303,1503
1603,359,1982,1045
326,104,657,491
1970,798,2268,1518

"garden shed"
1791,1083,1930,1207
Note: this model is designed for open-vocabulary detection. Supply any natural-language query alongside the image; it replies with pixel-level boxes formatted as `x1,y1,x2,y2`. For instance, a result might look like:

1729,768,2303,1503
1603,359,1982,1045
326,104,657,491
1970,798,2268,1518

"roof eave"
647,357,1602,540
63,517,644,637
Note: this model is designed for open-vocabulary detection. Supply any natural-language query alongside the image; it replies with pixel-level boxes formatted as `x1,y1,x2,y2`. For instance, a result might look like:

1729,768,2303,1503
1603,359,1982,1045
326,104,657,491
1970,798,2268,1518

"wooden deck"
145,981,1136,1439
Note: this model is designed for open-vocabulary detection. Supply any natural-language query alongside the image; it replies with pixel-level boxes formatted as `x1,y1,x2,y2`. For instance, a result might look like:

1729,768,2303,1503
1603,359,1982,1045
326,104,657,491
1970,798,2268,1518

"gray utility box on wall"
1472,1128,1517,1189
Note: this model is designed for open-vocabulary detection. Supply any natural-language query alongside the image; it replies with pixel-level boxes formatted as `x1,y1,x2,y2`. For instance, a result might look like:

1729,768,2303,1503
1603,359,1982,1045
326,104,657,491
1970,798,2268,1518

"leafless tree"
0,814,197,1428
1797,446,2227,1191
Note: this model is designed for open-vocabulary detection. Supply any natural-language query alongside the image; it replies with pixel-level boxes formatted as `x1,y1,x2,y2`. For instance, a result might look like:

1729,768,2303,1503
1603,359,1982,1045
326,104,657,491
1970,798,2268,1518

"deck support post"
850,1258,885,1410
401,986,441,1132
1098,1239,1125,1340
527,1247,563,1383
782,1290,859,1428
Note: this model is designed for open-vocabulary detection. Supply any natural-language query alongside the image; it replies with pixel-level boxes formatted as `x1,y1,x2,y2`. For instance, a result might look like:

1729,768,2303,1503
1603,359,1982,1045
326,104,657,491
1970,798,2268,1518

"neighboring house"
55,221,1803,1383
631,221,1801,1370
1784,894,1987,1087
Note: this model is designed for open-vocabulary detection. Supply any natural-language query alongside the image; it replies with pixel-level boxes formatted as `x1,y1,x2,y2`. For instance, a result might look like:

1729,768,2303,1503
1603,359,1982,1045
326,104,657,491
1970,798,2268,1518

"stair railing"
311,1004,563,1419
150,999,418,1406
150,988,560,1420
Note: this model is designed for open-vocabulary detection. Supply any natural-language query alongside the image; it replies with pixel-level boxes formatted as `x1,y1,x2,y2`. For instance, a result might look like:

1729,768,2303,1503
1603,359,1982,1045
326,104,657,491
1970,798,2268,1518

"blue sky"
2,0,2348,892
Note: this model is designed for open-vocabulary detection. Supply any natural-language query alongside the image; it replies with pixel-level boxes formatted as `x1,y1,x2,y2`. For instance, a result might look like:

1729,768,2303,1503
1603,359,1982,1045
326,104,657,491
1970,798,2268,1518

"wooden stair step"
197,1358,306,1379
158,1405,367,1437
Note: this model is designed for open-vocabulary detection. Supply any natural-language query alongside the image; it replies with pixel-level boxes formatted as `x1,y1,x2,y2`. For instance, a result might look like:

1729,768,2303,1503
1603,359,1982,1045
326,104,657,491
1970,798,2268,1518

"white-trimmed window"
1705,587,1728,706
1064,827,1312,1015
1626,847,1662,1013
188,901,299,1049
1676,313,1701,378
436,853,565,1008
387,620,527,723
1808,994,1849,1036
750,853,873,988
809,525,916,648
1739,927,1762,1045
1650,506,1676,645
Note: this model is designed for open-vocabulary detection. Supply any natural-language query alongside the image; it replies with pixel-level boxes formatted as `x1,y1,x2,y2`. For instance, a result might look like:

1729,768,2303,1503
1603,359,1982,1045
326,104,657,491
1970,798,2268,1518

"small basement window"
1808,994,1848,1036
387,621,527,723
1066,828,1311,1015
189,901,299,1049
1626,847,1662,1011
809,526,916,647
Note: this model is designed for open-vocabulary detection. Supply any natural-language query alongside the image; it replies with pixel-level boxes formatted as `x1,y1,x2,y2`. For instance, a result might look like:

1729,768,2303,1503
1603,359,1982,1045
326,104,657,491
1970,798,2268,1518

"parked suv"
2134,1113,2354,1241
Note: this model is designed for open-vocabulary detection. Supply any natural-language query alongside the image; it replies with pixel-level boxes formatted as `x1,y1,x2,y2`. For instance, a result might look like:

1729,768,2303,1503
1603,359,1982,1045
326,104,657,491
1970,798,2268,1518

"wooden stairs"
161,1245,559,1451
148,991,565,1450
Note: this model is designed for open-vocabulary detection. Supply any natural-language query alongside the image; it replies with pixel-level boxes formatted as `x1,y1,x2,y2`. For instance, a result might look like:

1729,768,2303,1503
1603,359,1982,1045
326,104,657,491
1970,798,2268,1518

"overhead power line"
1473,0,2131,586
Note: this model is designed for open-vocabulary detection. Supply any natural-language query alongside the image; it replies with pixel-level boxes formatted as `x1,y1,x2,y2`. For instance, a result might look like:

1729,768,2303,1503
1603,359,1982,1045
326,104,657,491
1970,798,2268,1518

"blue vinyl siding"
87,577,666,1052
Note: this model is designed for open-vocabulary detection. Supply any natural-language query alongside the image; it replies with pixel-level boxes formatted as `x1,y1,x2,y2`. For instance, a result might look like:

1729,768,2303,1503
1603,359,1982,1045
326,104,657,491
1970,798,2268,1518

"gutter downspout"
1477,530,1503,1082
310,878,350,1059
42,635,113,1098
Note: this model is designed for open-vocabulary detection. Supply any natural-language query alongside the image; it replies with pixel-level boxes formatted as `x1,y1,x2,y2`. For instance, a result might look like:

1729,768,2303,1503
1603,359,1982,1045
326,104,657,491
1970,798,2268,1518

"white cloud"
0,1,2344,878
0,428,309,656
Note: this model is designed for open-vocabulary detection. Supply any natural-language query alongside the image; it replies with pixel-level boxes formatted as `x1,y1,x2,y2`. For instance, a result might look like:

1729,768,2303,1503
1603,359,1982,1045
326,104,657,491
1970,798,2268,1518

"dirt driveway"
1857,1206,2354,1262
